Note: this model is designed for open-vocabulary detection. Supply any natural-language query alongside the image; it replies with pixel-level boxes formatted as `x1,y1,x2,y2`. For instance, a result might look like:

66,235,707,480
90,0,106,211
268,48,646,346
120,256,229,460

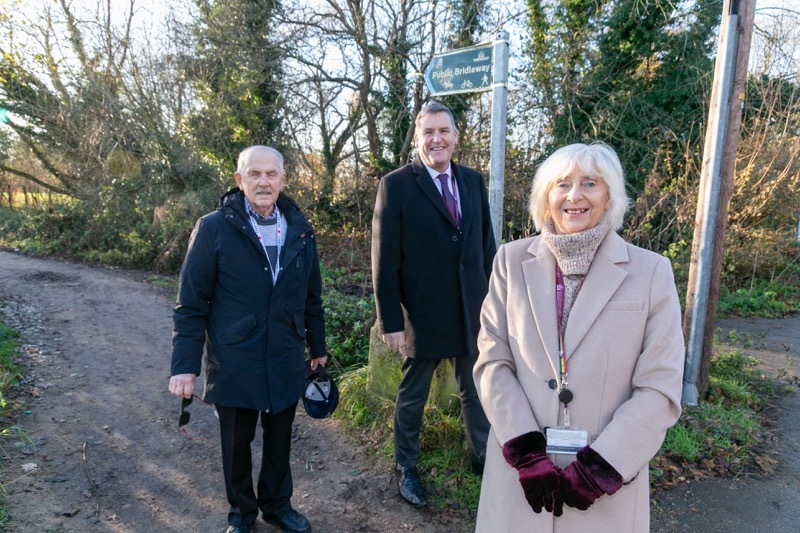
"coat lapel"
521,238,560,379
563,232,630,358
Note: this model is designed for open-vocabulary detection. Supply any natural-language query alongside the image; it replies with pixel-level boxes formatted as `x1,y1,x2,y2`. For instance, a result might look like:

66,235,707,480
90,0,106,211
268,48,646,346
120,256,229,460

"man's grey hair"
414,101,457,132
237,145,284,173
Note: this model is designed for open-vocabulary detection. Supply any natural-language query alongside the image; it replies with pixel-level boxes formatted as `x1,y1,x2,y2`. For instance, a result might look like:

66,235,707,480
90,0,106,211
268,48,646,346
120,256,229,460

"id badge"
545,427,588,454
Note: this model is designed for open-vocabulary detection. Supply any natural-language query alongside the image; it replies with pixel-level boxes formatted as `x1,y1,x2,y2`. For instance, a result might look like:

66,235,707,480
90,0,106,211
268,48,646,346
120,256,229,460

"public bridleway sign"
424,43,494,96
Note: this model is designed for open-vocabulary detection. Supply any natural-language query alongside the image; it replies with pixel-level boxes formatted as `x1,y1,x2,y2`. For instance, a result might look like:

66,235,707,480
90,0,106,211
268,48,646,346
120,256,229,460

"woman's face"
547,169,610,234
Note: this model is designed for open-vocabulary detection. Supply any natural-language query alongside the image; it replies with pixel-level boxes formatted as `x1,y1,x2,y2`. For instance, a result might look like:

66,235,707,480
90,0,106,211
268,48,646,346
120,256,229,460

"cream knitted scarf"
541,213,612,329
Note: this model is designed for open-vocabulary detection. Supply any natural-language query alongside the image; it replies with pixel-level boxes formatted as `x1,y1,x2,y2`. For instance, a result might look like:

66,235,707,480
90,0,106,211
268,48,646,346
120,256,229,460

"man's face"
234,148,286,218
414,112,458,172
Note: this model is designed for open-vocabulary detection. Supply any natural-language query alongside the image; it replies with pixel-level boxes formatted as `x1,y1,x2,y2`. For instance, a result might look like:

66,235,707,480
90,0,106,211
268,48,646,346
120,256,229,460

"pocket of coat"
293,311,306,338
215,314,258,345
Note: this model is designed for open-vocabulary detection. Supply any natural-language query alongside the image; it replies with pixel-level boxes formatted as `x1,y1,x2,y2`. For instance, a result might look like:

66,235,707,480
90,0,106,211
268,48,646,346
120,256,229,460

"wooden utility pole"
682,0,756,404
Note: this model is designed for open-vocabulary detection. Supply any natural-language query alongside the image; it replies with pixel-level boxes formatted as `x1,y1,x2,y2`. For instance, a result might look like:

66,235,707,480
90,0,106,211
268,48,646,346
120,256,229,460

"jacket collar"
220,188,312,243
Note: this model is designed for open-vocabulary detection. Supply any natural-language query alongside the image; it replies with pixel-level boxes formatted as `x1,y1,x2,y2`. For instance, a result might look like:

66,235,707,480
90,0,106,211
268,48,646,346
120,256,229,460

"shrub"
320,265,375,374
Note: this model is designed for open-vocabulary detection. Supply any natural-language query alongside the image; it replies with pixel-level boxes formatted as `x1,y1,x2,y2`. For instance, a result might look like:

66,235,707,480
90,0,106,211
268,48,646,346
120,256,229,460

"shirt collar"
422,163,453,181
244,198,279,221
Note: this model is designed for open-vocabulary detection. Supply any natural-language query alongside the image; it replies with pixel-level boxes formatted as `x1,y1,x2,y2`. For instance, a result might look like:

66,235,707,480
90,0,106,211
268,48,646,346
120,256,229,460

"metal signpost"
424,32,510,246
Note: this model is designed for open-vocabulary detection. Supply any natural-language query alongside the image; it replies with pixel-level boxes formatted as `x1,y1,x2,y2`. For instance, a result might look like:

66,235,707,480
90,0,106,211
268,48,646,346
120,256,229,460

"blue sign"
424,43,493,96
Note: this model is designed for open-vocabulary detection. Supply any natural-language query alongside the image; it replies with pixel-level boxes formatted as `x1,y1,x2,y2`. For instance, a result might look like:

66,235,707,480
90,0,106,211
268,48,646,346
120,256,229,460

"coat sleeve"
589,256,685,481
304,234,326,359
371,175,404,334
171,217,217,376
474,244,541,445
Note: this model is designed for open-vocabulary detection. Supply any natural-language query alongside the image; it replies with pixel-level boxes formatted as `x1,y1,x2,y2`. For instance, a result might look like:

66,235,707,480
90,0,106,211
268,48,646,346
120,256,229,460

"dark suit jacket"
371,156,496,359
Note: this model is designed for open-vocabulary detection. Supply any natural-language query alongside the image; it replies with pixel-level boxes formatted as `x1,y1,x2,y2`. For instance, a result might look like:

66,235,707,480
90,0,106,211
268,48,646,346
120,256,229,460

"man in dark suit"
169,146,327,533
371,101,496,507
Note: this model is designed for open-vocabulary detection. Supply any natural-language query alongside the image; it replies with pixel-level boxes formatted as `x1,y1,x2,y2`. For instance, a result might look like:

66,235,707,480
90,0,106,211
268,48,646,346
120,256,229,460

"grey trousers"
393,354,489,468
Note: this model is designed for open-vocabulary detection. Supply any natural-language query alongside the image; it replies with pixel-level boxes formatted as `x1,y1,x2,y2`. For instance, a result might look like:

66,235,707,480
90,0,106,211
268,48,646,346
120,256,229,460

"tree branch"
0,164,71,196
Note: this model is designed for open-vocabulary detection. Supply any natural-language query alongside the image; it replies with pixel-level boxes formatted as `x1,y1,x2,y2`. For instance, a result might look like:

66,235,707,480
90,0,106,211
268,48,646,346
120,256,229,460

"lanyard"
555,265,574,426
247,207,282,285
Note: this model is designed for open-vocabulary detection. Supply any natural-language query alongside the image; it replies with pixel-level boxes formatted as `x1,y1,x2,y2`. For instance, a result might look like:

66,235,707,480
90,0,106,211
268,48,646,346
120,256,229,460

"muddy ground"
1,249,798,532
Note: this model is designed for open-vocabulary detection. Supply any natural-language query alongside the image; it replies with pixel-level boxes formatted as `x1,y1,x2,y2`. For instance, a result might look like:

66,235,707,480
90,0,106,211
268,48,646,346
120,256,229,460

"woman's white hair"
529,142,630,231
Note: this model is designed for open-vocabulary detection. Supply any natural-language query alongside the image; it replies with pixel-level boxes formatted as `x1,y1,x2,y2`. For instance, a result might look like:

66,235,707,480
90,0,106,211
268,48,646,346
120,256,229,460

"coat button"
264,267,269,272
452,235,458,242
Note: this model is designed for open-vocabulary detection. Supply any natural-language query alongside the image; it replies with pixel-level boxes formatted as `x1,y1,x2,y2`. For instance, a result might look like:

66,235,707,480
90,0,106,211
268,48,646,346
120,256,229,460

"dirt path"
0,250,473,533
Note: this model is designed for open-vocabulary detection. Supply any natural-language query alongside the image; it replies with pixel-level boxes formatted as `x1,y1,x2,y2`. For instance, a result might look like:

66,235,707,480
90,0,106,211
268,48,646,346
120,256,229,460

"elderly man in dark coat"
371,101,496,507
169,145,326,533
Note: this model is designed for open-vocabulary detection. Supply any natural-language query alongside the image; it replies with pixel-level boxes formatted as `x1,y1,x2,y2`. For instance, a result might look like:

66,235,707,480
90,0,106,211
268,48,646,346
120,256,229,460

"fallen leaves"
754,454,778,475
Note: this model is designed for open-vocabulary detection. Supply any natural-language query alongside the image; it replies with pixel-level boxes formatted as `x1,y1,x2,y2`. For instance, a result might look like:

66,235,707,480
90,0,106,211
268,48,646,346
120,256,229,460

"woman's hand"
503,431,564,516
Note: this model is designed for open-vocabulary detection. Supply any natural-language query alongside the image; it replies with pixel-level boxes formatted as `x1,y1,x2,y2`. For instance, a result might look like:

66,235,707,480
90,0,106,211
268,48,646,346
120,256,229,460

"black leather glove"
560,445,623,511
502,431,564,516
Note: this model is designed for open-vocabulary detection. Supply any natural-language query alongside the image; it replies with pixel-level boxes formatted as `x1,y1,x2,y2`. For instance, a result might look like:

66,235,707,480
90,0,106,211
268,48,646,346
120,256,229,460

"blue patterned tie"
437,173,461,228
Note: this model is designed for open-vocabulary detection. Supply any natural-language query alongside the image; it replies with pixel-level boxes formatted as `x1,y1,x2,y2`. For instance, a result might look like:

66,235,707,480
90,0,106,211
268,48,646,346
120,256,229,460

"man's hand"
310,356,328,370
382,331,406,349
169,373,197,399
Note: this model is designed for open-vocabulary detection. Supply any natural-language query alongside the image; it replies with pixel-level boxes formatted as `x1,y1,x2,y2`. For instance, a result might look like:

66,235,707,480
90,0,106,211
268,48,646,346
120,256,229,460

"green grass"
146,275,178,291
0,321,23,529
652,350,784,488
0,323,21,413
660,423,703,462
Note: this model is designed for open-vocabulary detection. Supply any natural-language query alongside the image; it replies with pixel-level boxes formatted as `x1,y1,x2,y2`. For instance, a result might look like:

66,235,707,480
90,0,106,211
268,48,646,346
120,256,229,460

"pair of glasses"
179,394,205,427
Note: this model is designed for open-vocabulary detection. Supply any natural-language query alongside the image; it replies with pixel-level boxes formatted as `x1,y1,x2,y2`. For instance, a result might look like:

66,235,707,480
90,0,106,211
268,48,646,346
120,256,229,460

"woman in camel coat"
474,142,685,532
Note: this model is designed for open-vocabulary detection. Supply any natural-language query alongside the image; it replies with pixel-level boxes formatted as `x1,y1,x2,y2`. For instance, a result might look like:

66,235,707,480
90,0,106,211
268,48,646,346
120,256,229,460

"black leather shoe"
397,465,427,507
225,526,253,533
471,460,485,476
262,508,311,533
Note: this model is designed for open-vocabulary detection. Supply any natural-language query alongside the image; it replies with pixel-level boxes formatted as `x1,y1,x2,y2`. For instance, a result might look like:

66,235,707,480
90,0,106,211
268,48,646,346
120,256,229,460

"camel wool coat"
474,231,685,533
